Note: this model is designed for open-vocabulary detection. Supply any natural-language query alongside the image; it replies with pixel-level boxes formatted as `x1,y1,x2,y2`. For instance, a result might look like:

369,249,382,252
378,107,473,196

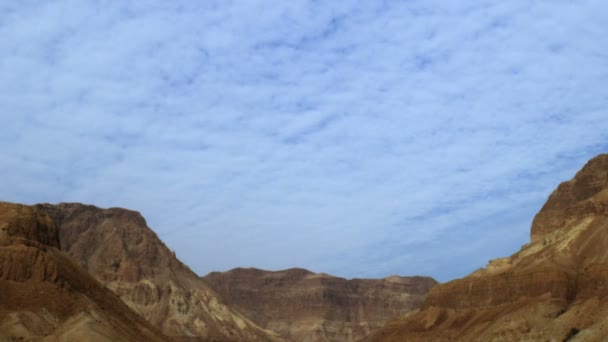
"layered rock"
37,203,279,342
365,154,608,341
531,154,608,242
0,202,169,342
202,267,437,341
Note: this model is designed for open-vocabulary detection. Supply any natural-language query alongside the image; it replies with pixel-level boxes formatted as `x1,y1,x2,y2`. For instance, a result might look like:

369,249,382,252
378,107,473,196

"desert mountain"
0,202,169,342
203,267,437,341
365,154,608,341
37,203,280,342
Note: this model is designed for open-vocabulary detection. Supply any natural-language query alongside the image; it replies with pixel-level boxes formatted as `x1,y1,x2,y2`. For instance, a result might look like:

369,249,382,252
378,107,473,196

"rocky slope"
203,267,437,341
365,154,608,341
37,203,279,342
0,202,169,342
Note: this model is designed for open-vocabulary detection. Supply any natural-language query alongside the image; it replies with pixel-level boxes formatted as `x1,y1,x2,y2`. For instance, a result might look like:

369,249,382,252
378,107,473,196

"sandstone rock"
531,154,608,242
365,154,608,341
203,267,437,342
0,202,169,342
38,203,280,342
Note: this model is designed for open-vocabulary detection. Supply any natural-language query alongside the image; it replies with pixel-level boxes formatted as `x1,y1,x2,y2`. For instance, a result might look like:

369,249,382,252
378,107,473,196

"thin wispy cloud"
1,1,607,281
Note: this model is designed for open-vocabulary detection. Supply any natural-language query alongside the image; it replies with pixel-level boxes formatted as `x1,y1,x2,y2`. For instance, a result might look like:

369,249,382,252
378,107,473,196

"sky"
1,1,607,282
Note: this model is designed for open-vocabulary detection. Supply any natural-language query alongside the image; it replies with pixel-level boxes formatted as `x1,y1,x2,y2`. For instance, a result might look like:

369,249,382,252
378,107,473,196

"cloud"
1,0,608,281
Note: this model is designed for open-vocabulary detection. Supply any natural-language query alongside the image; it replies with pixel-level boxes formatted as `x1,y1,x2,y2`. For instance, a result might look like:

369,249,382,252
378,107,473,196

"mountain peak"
0,202,59,248
531,153,608,242
0,202,169,341
37,203,277,341
365,153,608,341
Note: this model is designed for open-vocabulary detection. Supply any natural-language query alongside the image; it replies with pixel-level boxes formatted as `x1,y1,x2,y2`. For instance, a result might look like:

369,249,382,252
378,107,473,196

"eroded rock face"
38,203,279,342
531,154,608,242
203,267,437,342
0,202,169,342
0,203,59,249
366,154,608,342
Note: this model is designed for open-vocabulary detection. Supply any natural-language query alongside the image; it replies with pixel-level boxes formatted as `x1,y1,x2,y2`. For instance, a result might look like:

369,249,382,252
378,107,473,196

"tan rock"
0,202,169,342
203,267,437,341
38,203,280,342
365,154,608,341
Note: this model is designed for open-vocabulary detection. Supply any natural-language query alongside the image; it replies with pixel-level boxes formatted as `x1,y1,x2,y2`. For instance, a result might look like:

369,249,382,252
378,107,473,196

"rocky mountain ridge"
5,153,604,341
203,267,437,341
0,202,169,341
37,203,279,342
0,200,436,342
366,154,608,341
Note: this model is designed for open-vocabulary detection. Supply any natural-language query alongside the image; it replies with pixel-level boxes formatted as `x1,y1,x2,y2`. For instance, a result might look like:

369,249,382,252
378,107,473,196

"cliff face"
202,267,437,342
366,154,608,342
37,203,279,342
531,154,608,242
0,202,169,342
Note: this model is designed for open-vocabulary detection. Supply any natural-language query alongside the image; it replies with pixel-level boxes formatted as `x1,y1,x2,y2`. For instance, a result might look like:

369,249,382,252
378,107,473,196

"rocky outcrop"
531,154,608,242
37,203,279,342
365,154,608,341
202,267,437,342
0,202,169,342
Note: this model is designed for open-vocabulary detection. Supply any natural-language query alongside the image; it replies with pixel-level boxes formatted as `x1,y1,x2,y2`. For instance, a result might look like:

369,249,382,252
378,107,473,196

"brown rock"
0,202,59,249
37,203,280,342
0,202,169,342
203,267,437,341
531,154,608,242
365,153,608,341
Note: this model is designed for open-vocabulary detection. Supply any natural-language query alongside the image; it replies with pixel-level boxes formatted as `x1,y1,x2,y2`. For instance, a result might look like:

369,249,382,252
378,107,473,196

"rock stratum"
366,154,608,341
0,202,169,342
203,267,437,342
36,203,280,342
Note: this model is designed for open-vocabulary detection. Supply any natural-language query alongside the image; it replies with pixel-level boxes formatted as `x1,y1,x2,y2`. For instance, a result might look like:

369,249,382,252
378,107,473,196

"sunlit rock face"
203,267,437,342
531,154,608,243
0,202,169,342
365,154,608,342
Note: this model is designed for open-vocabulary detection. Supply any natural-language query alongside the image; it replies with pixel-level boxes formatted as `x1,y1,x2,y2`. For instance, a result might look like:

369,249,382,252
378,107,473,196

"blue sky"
1,1,607,282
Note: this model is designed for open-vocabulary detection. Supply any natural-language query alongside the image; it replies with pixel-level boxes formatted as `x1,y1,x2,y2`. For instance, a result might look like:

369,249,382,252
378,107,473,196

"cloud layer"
2,1,607,281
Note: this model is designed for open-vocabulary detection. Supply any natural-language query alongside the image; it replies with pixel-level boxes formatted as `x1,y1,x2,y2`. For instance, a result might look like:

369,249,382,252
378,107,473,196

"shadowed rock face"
0,202,169,342
203,267,437,342
37,203,279,342
365,154,608,342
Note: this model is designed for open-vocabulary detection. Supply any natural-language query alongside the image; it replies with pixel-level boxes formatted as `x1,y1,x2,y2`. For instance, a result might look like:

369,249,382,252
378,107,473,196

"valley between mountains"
2,154,608,341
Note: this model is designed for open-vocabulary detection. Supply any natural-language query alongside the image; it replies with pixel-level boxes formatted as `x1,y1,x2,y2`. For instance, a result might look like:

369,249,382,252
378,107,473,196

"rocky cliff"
0,202,169,342
365,154,608,341
203,267,437,341
37,203,280,342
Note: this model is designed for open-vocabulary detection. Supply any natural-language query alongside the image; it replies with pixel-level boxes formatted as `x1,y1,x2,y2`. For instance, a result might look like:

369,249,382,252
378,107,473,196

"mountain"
37,203,280,342
0,202,169,342
202,267,437,341
365,154,608,341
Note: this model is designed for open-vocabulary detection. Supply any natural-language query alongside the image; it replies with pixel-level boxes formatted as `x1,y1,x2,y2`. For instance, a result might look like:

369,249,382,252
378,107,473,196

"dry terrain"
5,154,604,341
0,202,169,342
203,267,436,341
365,154,608,341
37,203,280,342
